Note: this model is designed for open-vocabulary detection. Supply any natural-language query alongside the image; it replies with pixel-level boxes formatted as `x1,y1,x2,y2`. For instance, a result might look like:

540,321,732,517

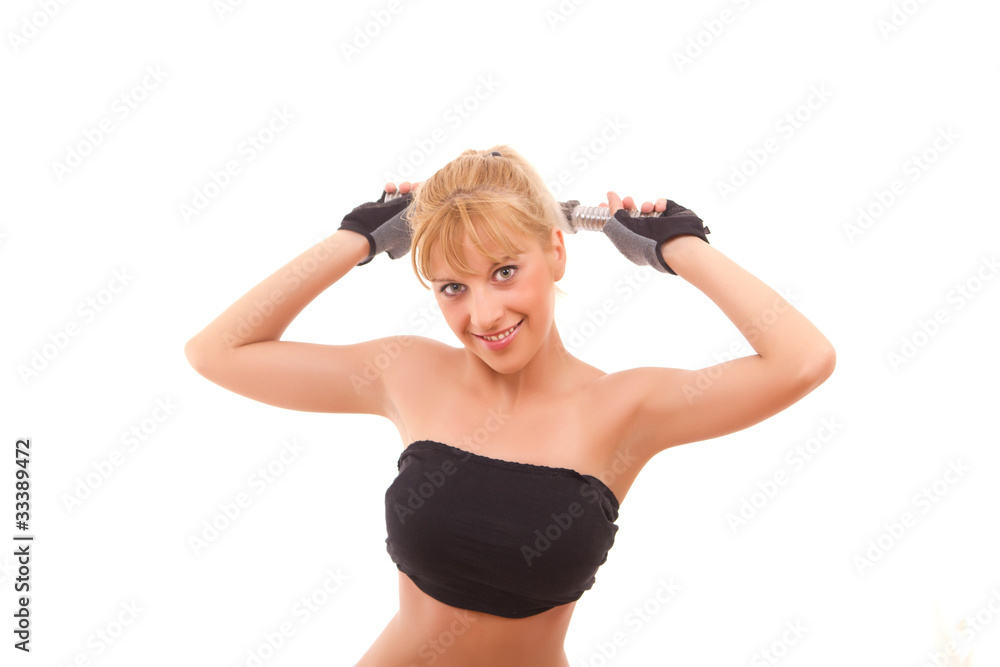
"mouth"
472,319,523,349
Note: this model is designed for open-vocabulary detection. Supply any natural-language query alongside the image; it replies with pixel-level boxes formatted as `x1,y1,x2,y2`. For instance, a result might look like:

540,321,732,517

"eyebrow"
429,255,519,283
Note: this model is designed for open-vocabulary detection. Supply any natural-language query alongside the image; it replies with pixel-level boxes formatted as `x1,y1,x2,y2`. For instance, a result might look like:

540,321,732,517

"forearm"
185,229,371,357
660,236,835,372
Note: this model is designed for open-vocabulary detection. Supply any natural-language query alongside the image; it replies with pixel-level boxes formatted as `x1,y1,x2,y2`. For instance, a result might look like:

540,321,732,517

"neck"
461,324,574,411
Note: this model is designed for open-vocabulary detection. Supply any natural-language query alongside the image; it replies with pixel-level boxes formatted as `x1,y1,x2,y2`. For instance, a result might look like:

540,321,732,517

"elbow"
184,337,212,375
799,344,836,388
185,335,240,380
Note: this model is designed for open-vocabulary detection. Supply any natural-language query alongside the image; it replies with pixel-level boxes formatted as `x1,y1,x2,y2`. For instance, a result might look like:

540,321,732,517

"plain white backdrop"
3,0,999,665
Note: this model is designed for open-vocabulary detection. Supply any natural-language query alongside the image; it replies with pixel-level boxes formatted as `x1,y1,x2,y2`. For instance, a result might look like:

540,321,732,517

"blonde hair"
407,145,569,297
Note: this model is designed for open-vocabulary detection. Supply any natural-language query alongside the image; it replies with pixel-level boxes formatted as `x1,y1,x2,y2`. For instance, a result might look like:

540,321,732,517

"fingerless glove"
602,200,710,275
337,190,414,266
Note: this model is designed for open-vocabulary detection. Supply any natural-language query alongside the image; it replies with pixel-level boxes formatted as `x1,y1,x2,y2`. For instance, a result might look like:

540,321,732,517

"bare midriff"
354,571,575,666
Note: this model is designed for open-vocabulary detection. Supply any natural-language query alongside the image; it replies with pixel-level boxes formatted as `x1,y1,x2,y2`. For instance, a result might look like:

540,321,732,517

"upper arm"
184,335,435,417
610,352,836,461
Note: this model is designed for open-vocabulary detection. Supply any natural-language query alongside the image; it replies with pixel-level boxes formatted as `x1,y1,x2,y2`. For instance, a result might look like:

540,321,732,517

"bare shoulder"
366,334,457,384
585,365,682,414
376,334,459,410
583,366,688,462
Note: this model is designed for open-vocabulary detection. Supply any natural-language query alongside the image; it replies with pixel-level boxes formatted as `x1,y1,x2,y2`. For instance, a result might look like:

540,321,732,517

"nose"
469,287,504,333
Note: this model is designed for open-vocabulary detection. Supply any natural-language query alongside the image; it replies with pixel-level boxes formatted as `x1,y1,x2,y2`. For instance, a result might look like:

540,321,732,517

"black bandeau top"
384,440,620,619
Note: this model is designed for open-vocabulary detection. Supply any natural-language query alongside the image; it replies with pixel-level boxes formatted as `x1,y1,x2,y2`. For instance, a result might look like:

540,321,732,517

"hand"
384,181,423,197
598,191,710,275
601,191,668,217
338,185,416,266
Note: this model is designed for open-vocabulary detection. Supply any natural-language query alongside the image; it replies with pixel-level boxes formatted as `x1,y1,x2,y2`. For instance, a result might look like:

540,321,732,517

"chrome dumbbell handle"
564,204,650,232
381,190,653,232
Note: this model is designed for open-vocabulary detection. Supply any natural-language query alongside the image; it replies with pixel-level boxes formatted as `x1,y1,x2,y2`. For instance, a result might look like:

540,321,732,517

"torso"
355,338,650,666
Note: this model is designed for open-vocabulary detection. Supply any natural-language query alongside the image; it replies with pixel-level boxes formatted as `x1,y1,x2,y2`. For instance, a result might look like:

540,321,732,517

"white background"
3,0,999,665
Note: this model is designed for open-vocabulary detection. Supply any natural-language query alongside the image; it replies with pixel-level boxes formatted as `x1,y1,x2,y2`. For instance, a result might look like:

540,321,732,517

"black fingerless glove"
337,190,414,266
602,200,711,275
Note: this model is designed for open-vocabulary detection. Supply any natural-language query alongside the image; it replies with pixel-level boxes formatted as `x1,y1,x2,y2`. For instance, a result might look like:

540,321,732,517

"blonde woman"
184,145,836,666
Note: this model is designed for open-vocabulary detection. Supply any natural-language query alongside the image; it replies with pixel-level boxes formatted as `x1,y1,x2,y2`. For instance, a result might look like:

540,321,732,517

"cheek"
437,302,461,329
513,282,552,321
438,302,477,340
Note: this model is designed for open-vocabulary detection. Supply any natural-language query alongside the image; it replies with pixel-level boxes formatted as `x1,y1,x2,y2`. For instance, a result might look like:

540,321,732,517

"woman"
184,145,836,666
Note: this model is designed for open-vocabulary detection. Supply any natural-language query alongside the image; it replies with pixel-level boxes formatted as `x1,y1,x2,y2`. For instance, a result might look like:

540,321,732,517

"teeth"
482,323,517,341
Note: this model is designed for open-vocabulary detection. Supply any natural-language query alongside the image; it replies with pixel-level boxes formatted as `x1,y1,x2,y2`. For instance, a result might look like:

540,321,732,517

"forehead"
427,226,532,281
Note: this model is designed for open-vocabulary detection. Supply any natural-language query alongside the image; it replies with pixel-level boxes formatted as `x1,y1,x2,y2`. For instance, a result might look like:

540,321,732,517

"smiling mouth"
473,319,523,342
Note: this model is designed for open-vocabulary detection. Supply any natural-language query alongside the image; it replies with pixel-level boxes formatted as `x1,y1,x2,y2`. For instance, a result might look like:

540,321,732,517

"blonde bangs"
413,195,533,289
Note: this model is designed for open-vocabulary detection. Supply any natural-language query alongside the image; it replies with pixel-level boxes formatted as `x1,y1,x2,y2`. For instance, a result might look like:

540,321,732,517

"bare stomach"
354,571,575,667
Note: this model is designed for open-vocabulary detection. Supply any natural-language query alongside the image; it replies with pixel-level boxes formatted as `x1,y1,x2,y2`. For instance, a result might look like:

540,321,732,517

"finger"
655,197,667,213
384,182,397,193
607,190,624,215
622,195,636,211
640,200,655,214
399,181,412,194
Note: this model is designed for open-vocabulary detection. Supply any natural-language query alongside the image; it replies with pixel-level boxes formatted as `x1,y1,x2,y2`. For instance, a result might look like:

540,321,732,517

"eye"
495,265,518,281
437,265,517,296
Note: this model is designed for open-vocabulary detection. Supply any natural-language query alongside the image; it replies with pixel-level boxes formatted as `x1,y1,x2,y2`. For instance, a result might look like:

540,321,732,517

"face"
428,224,566,373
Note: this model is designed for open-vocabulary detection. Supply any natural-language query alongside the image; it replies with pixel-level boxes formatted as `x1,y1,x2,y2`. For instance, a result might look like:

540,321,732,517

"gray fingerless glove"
602,200,710,275
337,190,414,266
